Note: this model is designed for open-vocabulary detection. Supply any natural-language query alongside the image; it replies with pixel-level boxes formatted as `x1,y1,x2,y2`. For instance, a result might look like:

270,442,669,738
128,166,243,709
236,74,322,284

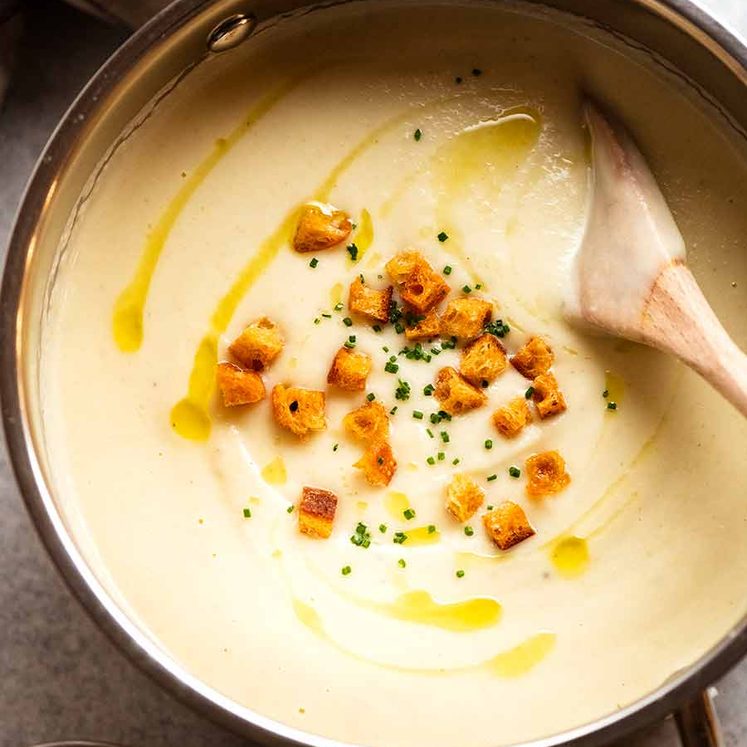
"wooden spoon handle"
641,262,747,417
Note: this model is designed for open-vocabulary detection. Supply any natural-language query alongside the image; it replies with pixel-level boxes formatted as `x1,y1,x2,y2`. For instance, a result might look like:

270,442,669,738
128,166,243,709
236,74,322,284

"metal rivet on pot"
207,13,256,53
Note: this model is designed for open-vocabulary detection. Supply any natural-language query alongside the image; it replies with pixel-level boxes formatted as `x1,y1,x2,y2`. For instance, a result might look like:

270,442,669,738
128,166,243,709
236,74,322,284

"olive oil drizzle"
111,77,304,354
293,597,553,677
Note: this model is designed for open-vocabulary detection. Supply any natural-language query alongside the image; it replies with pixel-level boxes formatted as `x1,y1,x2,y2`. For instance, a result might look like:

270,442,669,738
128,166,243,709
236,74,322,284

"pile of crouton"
215,203,572,552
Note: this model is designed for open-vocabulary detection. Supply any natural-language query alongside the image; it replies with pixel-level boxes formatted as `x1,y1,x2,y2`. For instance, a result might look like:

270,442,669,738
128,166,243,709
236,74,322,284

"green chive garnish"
437,231,449,242
509,466,521,478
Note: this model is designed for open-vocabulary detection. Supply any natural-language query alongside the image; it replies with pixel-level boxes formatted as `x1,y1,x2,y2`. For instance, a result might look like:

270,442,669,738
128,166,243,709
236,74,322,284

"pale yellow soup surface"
41,2,747,746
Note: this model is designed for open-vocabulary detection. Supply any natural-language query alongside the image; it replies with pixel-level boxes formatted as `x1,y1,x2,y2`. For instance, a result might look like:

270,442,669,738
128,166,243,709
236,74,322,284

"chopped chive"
321,312,332,319
350,522,372,548
426,428,434,439
440,431,450,443
427,524,436,534
377,456,384,465
443,265,453,275
367,392,376,401
343,317,353,327
334,302,343,311
383,345,390,353
607,401,618,411
464,526,474,536
430,346,441,356
398,558,406,568
487,474,497,482
344,335,356,348
395,322,405,334
427,456,436,465
287,505,295,513
485,319,510,338
403,508,416,520
437,231,449,243
484,439,493,450
509,466,521,478
379,523,387,533
602,389,609,398
437,451,445,461
423,383,435,396
390,406,398,415
462,284,472,294
309,257,319,268
393,531,408,544
487,504,494,511
452,457,460,465
341,565,352,575
475,283,482,290
372,324,382,333
242,508,252,518
347,243,359,261
333,443,339,452
414,128,422,141
385,361,399,374
456,569,465,578
412,410,424,420
313,318,321,325
525,386,535,399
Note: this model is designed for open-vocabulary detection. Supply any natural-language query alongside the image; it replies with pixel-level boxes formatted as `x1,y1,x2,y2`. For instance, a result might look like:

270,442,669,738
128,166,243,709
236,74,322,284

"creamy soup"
40,2,747,746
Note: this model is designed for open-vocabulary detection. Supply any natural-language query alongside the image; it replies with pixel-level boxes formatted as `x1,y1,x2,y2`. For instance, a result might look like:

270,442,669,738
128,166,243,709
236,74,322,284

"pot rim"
2,1,746,746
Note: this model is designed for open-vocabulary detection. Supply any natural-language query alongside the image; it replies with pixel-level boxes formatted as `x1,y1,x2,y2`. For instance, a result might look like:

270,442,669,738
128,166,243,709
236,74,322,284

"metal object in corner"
675,689,725,747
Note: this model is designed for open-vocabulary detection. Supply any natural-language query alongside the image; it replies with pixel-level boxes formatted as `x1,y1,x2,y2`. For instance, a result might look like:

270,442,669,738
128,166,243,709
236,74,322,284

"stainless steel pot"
2,1,746,746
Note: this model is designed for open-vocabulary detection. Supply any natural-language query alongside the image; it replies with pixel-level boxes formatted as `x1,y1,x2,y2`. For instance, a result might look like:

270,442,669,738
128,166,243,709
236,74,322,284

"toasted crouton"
445,474,485,522
440,297,493,341
525,450,571,498
348,276,392,322
511,336,554,379
493,397,532,438
293,203,352,253
483,502,535,550
298,486,338,539
327,347,372,391
354,440,397,486
434,366,487,415
271,384,326,438
532,372,567,419
343,401,389,444
215,362,265,406
385,251,450,313
460,334,507,386
405,309,441,341
229,317,283,371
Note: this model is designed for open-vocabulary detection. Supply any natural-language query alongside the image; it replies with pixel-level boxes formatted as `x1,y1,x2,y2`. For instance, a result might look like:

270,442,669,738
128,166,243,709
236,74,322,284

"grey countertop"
0,2,745,746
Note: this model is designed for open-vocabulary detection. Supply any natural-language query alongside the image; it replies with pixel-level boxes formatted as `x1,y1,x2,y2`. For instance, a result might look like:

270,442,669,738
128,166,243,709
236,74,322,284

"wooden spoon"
566,102,747,416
